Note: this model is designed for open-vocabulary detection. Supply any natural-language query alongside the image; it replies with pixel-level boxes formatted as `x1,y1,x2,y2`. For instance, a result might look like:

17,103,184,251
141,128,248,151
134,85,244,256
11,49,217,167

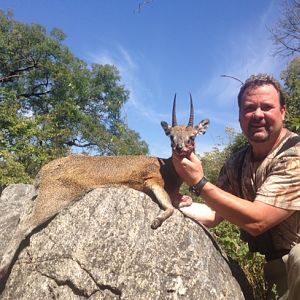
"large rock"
0,184,35,256
0,184,250,299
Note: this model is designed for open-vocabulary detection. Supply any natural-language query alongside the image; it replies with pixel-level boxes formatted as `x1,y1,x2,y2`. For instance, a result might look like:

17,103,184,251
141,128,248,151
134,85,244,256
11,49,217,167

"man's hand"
172,152,204,186
174,194,193,208
179,202,223,227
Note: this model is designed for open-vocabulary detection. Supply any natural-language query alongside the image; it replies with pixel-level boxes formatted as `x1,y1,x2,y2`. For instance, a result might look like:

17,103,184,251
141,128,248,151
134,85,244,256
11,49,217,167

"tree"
268,1,300,131
281,57,300,133
0,10,148,187
269,0,300,57
201,127,248,184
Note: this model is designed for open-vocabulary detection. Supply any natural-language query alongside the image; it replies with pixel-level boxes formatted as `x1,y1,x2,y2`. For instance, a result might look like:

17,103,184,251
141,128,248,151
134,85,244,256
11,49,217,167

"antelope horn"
188,93,194,127
172,93,177,127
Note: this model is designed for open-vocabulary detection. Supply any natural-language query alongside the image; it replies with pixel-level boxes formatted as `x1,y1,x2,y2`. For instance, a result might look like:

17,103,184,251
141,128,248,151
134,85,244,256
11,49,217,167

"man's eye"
187,137,194,144
243,106,255,113
261,105,273,111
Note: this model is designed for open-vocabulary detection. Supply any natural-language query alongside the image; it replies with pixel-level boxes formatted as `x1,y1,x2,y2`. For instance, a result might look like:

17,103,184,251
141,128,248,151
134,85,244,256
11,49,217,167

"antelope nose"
176,145,183,152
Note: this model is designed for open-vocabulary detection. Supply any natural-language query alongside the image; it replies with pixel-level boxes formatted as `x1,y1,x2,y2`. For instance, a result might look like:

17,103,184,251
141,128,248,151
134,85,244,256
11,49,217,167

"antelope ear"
196,119,210,135
161,121,171,136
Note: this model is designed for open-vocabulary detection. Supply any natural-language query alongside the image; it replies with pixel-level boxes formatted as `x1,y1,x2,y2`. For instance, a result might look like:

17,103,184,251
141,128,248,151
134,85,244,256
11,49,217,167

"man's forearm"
180,202,223,227
200,182,293,236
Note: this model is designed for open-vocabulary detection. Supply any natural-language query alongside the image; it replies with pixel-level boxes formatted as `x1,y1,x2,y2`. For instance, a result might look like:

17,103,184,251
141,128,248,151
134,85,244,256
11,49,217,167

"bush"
211,221,266,299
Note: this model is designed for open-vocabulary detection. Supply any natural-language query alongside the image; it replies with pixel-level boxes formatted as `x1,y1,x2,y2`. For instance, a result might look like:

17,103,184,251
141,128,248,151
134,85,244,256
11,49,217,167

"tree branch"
18,90,51,98
268,0,300,57
0,64,38,83
66,139,96,148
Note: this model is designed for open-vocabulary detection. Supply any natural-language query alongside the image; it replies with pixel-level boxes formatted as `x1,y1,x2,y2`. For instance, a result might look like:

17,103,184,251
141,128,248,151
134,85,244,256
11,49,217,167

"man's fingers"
178,195,193,208
181,157,195,168
188,152,199,163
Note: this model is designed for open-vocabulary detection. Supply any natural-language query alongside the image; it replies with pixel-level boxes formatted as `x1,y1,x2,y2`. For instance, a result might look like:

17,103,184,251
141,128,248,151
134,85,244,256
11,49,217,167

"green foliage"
201,127,248,183
211,221,266,299
225,130,249,155
281,57,300,133
201,146,228,183
0,11,148,188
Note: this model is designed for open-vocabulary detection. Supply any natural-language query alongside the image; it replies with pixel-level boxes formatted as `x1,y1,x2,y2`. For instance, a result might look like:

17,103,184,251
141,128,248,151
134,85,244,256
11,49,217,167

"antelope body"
0,94,209,283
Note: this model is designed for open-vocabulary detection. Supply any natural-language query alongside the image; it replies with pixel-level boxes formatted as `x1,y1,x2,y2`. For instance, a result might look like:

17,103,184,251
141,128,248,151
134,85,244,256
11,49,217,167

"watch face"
189,186,200,196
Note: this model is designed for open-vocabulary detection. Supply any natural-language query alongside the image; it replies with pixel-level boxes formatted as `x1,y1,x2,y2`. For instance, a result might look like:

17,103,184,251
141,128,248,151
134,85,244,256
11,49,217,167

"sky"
0,0,291,157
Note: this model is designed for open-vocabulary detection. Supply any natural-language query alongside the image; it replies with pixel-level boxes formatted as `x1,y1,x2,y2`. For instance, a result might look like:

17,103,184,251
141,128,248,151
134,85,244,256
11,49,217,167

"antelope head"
161,94,210,157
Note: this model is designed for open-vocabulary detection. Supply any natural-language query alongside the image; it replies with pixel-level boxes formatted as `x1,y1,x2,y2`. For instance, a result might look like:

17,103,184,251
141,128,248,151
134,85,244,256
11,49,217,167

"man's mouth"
250,122,266,129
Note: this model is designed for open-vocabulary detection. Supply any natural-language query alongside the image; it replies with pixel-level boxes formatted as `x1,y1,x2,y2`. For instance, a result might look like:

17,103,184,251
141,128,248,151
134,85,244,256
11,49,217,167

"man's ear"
196,119,210,135
161,121,171,136
281,104,286,121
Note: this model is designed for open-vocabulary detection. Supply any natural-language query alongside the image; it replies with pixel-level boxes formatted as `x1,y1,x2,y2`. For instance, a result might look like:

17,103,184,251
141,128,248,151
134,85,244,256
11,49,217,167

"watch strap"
189,177,208,196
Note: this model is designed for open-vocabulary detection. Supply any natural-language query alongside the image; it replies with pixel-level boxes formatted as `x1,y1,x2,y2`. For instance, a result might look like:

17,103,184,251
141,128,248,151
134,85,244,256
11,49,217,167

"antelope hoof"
151,218,163,230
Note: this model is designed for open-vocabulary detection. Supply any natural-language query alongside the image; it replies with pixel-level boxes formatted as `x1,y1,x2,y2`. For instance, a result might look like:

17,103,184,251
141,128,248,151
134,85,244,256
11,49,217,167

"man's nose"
252,107,264,118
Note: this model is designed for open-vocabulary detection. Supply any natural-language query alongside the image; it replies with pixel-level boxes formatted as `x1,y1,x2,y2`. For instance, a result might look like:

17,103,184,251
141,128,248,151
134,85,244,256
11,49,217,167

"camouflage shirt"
217,130,300,251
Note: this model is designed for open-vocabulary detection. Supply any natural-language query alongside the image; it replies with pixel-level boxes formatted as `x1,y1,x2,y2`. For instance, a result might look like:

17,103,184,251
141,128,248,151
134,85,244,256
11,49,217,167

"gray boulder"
0,184,250,299
0,184,35,256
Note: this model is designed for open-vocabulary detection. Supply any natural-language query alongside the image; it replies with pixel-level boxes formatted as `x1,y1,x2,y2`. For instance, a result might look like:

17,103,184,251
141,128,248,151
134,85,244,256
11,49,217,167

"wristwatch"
189,176,208,196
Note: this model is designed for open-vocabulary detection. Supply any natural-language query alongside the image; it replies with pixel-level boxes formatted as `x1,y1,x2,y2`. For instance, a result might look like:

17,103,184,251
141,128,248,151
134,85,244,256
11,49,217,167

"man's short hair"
237,73,286,108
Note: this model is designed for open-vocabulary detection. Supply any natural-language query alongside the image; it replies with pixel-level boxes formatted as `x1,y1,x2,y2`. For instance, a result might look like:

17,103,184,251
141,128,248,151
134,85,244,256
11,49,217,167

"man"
173,74,300,300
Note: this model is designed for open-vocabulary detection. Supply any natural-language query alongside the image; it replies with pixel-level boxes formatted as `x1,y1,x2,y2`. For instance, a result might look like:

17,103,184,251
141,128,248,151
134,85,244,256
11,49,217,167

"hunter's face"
239,84,286,144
